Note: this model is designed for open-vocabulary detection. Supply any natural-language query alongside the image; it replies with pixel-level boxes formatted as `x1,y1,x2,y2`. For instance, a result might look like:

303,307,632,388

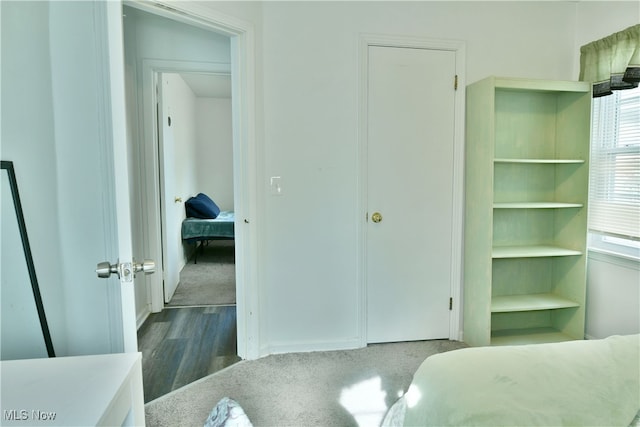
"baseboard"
137,307,151,330
264,337,364,356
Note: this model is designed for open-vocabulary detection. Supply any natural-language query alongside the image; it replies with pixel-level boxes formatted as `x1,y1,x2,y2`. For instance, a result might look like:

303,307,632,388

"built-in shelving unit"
463,76,591,347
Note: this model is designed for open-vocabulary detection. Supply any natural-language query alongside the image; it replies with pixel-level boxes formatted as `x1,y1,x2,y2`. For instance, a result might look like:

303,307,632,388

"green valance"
579,24,640,97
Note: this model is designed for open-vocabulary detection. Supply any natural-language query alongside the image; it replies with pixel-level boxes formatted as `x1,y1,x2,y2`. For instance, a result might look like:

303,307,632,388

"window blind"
589,86,640,240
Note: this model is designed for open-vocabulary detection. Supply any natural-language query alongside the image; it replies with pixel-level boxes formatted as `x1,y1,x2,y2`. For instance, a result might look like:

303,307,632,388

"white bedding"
382,335,640,426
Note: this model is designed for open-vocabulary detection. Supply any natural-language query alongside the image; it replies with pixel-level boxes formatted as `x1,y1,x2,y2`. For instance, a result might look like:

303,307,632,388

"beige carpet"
168,241,236,307
145,340,468,427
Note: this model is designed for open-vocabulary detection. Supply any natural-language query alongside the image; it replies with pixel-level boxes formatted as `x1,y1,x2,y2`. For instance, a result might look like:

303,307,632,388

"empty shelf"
491,327,576,346
493,202,583,209
494,158,585,164
491,293,580,313
492,245,582,258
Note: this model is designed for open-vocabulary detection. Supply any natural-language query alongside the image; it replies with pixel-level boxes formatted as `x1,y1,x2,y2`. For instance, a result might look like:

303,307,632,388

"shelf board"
492,245,582,258
493,202,583,209
494,158,585,164
491,327,576,346
493,78,591,93
491,293,580,313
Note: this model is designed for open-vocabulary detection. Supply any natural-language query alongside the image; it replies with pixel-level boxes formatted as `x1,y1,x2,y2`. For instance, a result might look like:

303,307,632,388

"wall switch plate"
270,176,283,196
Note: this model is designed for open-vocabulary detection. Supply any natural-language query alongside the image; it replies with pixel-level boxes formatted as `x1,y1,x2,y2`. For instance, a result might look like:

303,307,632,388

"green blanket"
403,335,640,426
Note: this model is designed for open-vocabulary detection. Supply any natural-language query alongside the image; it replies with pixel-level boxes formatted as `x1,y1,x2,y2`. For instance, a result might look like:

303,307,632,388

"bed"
181,211,235,263
382,334,640,426
181,192,235,264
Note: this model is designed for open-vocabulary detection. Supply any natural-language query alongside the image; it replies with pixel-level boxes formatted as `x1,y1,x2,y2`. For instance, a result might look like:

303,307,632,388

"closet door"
366,46,456,343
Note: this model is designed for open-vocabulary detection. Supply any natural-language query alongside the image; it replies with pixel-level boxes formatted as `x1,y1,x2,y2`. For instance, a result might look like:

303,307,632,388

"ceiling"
180,73,232,98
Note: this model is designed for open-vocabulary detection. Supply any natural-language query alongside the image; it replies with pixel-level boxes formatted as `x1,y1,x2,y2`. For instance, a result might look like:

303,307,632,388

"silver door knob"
96,261,120,278
96,259,155,279
134,259,156,275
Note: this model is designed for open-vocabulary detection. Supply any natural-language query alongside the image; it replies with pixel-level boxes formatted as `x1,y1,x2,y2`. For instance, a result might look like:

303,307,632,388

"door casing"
357,34,466,345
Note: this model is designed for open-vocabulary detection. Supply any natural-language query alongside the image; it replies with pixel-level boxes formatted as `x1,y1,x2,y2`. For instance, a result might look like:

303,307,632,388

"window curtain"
579,24,640,98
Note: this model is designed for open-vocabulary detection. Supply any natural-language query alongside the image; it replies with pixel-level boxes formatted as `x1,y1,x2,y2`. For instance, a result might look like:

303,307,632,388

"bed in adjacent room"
181,193,235,263
182,211,235,241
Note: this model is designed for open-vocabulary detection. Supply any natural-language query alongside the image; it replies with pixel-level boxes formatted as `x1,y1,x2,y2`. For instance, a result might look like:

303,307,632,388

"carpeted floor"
145,339,467,427
168,241,236,307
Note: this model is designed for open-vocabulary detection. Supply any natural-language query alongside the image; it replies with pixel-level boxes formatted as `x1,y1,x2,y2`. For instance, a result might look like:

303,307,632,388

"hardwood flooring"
137,305,241,403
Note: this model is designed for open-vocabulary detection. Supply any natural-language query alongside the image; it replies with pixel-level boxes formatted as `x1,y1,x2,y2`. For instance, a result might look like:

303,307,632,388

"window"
588,85,640,260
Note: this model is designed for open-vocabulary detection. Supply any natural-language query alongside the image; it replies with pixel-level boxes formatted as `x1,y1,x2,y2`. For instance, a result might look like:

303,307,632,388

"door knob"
371,212,383,223
96,261,121,279
134,259,156,275
96,259,155,280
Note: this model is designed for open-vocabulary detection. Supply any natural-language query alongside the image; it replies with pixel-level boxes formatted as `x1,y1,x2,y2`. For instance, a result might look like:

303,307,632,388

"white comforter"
383,335,640,426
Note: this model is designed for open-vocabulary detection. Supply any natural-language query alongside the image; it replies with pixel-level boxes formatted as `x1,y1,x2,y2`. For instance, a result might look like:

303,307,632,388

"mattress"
181,211,235,242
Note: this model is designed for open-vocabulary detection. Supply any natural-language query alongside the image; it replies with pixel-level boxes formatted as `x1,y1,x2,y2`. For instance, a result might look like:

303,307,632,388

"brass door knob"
371,212,383,223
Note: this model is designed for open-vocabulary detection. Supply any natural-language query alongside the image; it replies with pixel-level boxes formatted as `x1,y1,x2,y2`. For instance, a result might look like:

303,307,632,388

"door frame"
357,34,466,346
125,0,260,360
141,60,231,309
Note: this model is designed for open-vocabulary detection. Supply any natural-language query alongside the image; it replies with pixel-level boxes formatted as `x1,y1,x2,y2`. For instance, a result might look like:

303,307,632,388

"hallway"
137,305,240,403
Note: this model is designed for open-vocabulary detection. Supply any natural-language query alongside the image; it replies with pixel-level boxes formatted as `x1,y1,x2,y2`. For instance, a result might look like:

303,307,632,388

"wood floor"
137,305,241,403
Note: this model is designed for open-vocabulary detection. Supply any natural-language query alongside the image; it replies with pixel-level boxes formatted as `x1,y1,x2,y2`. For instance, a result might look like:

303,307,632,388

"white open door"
157,73,182,304
103,0,145,353
1,1,146,424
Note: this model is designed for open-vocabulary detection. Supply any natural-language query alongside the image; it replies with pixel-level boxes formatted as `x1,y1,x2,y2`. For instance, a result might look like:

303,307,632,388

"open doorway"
138,71,241,403
157,72,235,306
121,3,257,402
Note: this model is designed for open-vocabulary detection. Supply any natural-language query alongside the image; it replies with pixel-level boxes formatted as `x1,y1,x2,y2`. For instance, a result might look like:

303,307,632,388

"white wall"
1,2,68,357
196,97,234,211
573,1,640,78
586,253,639,339
192,0,640,353
256,1,600,353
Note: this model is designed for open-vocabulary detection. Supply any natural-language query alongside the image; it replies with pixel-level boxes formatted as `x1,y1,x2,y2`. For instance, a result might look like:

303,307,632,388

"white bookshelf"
463,77,591,346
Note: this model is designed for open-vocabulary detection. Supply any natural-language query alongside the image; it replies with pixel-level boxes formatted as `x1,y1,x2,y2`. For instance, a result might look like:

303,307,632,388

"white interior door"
48,0,140,357
1,1,144,424
104,0,141,353
158,73,181,303
366,45,456,343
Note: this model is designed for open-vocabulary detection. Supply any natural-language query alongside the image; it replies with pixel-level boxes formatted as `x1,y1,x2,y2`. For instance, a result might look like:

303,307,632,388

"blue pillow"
185,193,220,219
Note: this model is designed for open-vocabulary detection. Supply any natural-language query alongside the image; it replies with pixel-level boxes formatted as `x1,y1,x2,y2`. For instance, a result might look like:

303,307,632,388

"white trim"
136,307,151,330
357,33,466,345
588,249,640,271
126,0,250,37
450,43,466,342
125,0,260,360
266,337,363,356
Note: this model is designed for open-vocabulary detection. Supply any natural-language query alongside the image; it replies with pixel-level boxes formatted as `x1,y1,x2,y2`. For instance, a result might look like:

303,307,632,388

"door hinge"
454,75,458,91
449,297,453,310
